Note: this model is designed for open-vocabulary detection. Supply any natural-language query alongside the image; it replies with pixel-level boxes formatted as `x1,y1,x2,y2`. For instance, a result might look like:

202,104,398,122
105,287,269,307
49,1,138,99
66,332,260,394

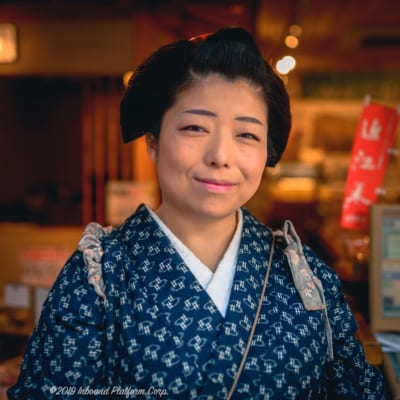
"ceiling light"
276,55,296,75
285,35,299,49
289,24,302,37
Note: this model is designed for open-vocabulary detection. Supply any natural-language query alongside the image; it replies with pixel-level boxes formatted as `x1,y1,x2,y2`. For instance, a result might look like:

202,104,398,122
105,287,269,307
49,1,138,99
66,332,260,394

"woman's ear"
145,133,158,162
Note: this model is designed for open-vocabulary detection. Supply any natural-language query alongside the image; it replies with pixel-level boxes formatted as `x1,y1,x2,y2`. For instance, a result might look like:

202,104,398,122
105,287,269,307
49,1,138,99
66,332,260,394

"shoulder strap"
226,231,275,400
275,220,333,360
227,220,334,399
275,220,325,311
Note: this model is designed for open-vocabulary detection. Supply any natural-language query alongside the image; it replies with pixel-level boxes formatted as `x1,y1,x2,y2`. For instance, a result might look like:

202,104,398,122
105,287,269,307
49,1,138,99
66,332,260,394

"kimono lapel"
122,205,224,381
120,205,274,397
199,209,274,398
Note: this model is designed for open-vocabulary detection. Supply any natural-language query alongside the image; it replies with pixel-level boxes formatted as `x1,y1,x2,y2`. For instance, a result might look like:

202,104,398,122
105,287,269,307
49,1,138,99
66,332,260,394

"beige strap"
226,233,275,400
276,220,333,360
79,222,113,303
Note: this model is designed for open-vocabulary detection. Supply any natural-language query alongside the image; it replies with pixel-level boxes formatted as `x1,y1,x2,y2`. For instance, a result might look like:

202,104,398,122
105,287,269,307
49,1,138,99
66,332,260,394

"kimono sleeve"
305,248,386,399
7,251,107,400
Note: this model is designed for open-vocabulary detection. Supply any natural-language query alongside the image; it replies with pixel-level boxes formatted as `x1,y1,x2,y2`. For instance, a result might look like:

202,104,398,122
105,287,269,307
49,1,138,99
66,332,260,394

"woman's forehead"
165,74,268,125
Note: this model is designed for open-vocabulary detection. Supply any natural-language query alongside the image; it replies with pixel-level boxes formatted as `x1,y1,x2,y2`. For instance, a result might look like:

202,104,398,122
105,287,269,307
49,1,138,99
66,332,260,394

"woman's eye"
239,132,260,141
181,125,206,133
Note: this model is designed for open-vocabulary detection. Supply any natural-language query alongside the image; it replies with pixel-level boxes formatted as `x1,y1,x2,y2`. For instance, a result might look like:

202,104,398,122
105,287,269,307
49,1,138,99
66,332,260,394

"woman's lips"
195,178,236,193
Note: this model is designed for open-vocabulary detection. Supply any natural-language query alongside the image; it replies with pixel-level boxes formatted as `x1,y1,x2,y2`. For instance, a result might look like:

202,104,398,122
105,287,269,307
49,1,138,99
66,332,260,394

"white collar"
147,206,243,317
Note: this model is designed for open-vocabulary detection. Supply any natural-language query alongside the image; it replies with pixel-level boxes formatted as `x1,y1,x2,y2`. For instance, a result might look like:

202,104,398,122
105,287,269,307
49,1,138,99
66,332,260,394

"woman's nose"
204,132,233,168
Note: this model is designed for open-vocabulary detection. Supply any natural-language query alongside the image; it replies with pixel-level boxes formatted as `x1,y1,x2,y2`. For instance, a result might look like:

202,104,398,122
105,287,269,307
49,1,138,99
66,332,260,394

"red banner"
340,100,399,231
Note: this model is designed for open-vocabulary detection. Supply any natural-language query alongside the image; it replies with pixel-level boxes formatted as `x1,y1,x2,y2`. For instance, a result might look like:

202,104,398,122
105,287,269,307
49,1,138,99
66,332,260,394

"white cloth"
147,206,242,317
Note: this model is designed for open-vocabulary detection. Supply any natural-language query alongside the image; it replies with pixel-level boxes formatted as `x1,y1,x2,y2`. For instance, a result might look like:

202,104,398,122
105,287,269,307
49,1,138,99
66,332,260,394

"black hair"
120,27,291,167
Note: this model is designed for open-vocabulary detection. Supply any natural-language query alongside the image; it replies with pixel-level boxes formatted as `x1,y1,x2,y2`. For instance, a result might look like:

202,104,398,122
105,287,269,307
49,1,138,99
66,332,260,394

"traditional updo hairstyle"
120,27,291,167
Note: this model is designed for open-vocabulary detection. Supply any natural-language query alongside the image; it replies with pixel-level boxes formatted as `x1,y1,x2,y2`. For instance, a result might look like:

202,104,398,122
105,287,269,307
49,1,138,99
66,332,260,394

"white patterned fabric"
8,205,385,399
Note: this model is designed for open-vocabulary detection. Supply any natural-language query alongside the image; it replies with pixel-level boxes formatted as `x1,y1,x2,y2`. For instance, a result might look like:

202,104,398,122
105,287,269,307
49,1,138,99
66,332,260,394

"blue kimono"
8,205,384,399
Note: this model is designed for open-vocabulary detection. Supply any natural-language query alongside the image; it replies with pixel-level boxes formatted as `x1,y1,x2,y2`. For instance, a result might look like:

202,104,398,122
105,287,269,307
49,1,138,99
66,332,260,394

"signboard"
341,100,399,230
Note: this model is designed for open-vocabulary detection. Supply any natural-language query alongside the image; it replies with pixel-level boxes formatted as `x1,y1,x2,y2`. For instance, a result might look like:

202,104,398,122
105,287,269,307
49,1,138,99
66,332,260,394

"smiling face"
147,73,268,225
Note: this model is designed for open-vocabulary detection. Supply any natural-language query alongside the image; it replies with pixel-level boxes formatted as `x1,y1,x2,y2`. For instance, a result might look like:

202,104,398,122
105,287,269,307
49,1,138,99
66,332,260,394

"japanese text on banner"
341,102,399,231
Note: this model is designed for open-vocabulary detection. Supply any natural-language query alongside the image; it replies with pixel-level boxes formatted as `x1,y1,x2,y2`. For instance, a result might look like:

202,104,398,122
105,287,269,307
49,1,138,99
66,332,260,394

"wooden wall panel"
81,78,126,225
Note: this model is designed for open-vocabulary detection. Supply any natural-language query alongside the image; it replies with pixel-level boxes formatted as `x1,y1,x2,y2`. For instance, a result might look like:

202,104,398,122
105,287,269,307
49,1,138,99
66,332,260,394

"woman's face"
147,73,268,223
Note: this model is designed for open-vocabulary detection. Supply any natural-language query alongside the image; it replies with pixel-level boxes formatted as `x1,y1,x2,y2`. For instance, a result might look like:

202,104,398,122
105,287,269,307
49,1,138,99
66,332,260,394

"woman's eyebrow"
183,109,264,125
235,116,264,125
183,109,216,117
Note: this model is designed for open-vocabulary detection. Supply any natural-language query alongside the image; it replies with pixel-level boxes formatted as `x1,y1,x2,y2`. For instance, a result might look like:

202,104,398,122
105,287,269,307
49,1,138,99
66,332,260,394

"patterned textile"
8,205,384,399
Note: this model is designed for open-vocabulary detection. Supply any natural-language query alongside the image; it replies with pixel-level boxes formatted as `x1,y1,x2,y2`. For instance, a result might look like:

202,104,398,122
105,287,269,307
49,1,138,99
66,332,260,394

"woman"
8,27,384,399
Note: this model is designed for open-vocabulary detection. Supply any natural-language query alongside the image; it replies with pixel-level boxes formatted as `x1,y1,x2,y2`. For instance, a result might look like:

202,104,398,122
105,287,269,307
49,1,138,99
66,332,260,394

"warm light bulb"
276,55,296,75
285,35,299,49
289,24,302,37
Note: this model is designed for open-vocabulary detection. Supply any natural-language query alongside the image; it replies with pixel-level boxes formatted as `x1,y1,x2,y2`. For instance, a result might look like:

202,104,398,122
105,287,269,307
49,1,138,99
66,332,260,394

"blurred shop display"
105,180,159,226
0,356,21,399
0,224,83,350
266,161,320,242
